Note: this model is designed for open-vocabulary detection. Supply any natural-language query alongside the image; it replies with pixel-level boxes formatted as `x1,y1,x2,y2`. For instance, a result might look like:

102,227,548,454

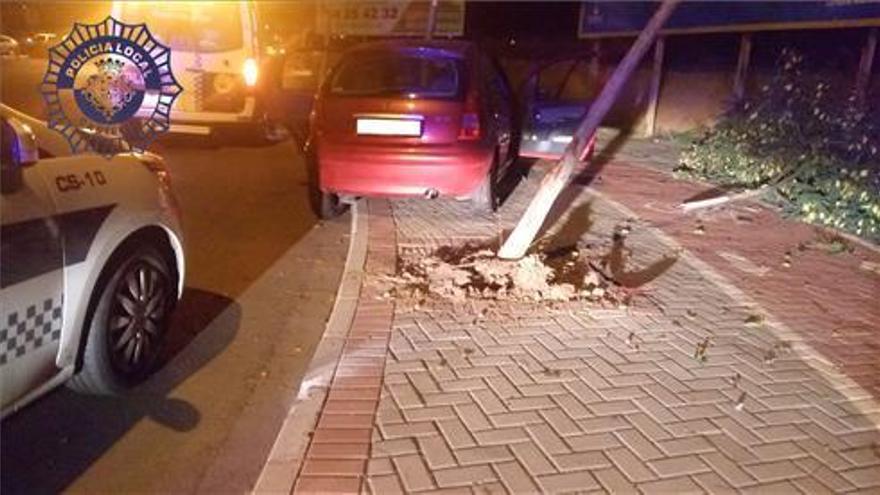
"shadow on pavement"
536,200,595,255
497,159,531,208
531,186,591,249
573,127,634,185
605,235,678,288
528,195,677,289
0,288,240,495
525,127,633,252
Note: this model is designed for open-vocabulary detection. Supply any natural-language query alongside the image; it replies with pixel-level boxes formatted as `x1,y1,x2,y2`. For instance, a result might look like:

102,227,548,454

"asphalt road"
1,57,350,493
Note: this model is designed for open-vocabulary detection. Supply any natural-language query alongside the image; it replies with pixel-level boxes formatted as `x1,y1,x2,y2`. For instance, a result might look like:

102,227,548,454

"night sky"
466,1,581,41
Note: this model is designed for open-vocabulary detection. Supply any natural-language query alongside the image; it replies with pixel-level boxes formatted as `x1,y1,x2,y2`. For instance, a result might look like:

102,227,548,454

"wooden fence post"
856,27,877,105
425,0,439,40
644,36,666,137
733,32,753,103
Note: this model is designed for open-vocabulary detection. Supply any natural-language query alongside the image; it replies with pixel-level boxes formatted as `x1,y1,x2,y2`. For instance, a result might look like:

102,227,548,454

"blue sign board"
579,1,880,38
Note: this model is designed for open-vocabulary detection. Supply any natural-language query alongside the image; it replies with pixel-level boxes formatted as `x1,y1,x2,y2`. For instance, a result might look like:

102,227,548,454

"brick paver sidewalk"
292,138,880,494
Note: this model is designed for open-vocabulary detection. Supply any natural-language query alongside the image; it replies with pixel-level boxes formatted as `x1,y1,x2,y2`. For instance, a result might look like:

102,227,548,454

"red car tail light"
458,92,481,141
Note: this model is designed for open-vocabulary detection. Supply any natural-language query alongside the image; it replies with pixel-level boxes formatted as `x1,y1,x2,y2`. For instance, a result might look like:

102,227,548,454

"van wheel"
318,191,346,219
236,114,286,145
68,245,173,395
470,154,498,214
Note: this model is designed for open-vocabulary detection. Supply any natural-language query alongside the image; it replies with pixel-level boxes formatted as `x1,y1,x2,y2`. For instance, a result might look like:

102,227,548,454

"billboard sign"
318,1,465,37
579,1,880,38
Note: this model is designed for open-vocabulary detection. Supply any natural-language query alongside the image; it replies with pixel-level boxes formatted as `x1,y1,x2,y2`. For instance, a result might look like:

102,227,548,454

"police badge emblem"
41,16,182,156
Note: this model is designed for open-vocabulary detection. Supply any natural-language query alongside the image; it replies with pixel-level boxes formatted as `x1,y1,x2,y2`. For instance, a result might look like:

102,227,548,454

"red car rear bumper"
317,141,493,198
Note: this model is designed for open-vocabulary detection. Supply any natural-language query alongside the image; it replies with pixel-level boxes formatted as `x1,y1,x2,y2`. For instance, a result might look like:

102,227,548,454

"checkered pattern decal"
1,297,63,366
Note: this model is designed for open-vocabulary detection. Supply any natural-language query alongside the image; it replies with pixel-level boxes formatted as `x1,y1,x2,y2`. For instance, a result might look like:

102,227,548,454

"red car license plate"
356,118,422,137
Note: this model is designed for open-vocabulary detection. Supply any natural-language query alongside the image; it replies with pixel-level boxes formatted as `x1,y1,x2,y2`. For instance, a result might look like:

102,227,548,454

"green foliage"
676,48,880,242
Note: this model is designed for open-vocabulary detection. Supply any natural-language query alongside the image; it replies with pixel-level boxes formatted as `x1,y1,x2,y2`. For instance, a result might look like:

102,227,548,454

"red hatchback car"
307,40,515,217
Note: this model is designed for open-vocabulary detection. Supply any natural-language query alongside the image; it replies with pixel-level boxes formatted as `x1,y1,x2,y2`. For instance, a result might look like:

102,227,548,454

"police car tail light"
243,58,259,87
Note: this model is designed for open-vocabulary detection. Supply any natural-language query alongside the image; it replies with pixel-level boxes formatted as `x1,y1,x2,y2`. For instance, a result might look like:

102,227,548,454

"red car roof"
343,39,475,60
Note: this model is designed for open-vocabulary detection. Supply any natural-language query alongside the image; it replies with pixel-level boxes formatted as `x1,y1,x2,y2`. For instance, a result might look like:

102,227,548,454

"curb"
292,199,397,494
253,202,369,494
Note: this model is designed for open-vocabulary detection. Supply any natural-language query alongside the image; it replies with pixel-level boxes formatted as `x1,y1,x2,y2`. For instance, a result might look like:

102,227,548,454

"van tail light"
458,92,481,141
243,58,259,87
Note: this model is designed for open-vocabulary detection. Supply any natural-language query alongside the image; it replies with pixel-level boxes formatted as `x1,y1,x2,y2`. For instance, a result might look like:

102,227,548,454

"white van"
112,1,269,138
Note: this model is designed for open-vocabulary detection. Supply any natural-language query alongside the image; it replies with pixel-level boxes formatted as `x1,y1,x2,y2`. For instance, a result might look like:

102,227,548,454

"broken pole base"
497,153,579,259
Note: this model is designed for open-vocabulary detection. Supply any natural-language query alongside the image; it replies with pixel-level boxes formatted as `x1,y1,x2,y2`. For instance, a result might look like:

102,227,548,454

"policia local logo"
41,17,182,156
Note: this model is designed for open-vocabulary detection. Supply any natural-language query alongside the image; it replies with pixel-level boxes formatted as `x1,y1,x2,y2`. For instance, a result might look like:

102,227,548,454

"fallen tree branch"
679,156,809,212
680,186,769,212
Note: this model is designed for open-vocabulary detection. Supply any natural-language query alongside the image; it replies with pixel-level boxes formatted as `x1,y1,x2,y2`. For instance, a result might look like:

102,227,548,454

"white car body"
0,105,185,417
0,34,19,56
33,33,56,43
111,1,262,136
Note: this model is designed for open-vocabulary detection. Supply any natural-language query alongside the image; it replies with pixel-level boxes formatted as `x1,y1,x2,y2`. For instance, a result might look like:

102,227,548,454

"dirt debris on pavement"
388,241,628,305
694,337,711,363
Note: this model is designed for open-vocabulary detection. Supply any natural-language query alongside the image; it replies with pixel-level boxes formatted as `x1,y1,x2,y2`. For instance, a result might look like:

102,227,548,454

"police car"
0,105,185,417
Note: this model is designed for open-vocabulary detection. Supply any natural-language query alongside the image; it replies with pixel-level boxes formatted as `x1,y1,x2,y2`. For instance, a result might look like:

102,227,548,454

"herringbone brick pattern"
294,201,398,494
366,166,880,493
588,159,880,400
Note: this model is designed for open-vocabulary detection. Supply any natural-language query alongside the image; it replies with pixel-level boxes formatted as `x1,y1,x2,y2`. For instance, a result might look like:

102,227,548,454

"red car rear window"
329,52,462,98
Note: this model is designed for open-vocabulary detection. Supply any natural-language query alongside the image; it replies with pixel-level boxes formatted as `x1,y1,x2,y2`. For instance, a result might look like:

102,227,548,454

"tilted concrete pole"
497,0,680,260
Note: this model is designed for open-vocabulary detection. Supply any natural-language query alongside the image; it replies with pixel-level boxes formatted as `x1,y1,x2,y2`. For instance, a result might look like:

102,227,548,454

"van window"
330,52,461,98
118,2,243,53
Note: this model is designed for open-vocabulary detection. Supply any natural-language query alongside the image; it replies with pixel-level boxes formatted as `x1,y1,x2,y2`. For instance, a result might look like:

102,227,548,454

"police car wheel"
68,245,173,395
243,114,285,145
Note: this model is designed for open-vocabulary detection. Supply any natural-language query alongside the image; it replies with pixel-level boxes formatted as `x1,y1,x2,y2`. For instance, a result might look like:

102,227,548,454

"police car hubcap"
109,261,168,374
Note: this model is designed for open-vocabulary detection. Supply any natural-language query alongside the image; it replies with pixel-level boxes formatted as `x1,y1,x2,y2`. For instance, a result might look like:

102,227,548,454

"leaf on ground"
782,251,793,268
860,261,880,275
694,337,710,363
626,332,640,351
745,313,764,326
730,372,741,388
